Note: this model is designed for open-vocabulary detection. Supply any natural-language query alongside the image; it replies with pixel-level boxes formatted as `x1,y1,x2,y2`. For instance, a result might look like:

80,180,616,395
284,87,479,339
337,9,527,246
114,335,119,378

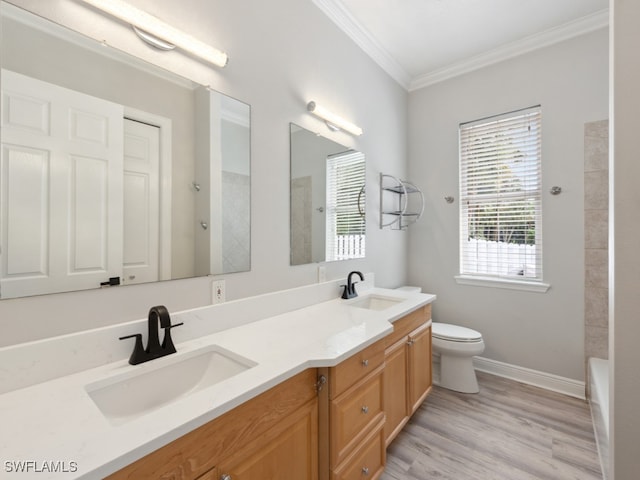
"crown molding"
312,0,411,89
313,1,609,92
409,8,610,92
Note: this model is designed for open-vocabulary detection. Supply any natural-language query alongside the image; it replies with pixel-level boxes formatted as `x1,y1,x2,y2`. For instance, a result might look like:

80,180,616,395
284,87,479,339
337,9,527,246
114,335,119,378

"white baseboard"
432,354,586,399
472,356,586,400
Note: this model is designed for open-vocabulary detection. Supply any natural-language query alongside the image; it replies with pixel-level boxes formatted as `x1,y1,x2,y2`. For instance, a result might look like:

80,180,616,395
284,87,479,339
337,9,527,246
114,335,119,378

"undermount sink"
349,294,404,311
86,345,257,425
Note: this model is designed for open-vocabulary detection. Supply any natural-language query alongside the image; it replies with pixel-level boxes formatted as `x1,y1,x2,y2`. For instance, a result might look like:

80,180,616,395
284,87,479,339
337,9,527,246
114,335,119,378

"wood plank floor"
381,372,602,480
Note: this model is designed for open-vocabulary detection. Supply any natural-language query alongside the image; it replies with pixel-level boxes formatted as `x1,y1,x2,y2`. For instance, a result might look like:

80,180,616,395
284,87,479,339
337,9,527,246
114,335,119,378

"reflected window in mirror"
290,123,365,265
0,2,251,300
326,151,365,261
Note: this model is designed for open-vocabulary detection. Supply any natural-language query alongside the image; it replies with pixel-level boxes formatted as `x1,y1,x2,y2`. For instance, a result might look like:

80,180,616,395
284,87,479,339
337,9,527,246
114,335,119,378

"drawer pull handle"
361,405,369,414
221,475,232,480
362,466,370,475
362,359,369,367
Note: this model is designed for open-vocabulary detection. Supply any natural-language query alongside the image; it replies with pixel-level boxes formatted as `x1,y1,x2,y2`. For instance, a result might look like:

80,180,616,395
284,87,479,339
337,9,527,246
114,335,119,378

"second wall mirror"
290,123,365,265
0,2,251,300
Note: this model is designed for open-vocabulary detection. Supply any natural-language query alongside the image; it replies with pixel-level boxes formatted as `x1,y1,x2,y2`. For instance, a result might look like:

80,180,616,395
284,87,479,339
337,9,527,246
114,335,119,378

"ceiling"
313,0,609,91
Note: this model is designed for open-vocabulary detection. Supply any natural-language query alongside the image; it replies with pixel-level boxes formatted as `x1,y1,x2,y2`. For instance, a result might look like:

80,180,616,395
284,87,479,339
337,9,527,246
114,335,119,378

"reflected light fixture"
307,101,363,136
78,0,228,67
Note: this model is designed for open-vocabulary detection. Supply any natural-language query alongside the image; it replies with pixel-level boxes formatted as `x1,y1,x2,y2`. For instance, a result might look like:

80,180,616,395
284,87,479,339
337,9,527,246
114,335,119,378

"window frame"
456,106,550,293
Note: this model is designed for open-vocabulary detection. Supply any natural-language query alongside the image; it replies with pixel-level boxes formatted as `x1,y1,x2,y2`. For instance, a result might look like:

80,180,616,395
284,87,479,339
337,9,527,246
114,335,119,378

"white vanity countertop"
0,287,435,479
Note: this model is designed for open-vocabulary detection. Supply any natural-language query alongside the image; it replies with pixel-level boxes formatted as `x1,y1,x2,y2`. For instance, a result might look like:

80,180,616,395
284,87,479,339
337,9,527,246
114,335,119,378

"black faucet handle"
161,322,183,354
119,333,139,341
119,333,147,365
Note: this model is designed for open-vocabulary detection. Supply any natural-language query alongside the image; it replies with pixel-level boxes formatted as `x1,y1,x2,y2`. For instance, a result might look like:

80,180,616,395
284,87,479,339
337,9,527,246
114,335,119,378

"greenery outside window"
457,106,547,291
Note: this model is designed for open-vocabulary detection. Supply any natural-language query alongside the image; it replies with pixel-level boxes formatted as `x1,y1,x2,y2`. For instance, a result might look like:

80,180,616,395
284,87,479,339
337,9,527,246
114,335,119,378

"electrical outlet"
212,279,225,304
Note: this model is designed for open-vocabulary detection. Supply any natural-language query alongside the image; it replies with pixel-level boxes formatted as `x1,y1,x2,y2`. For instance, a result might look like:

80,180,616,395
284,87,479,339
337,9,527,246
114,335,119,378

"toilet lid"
432,323,482,342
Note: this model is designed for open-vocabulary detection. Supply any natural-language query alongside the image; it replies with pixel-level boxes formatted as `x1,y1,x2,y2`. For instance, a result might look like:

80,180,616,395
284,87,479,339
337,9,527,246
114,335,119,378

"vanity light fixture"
307,101,363,136
78,0,228,67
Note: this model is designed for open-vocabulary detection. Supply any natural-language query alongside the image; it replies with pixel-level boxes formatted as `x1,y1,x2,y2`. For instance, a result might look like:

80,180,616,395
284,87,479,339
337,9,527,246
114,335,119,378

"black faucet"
119,305,184,365
341,271,364,299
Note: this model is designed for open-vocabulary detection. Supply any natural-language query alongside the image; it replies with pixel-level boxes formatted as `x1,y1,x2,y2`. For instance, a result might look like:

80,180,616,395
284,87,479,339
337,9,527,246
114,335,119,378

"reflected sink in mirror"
348,294,404,311
86,345,257,426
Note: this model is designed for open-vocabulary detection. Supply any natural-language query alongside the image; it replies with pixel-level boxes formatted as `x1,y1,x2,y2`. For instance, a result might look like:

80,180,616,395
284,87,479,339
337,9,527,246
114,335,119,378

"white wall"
0,0,408,345
610,0,640,477
407,29,608,381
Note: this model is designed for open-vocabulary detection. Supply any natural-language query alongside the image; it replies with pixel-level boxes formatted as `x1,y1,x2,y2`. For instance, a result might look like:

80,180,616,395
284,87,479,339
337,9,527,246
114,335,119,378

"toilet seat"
432,323,482,343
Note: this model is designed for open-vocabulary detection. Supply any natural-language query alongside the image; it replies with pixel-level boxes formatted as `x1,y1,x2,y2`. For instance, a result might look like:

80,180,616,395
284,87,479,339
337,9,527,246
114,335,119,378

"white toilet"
393,287,485,393
432,322,485,394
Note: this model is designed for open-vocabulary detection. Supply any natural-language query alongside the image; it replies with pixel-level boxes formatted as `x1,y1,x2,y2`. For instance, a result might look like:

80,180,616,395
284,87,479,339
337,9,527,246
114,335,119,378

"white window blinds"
459,106,542,281
326,151,366,262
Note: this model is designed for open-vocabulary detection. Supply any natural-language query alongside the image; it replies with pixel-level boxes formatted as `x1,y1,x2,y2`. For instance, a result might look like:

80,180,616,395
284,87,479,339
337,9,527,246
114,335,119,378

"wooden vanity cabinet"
107,369,318,480
383,305,432,447
320,339,387,480
108,303,433,480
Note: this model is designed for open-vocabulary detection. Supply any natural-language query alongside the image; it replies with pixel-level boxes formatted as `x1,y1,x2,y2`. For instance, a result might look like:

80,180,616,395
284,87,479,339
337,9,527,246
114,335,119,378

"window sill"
454,275,551,293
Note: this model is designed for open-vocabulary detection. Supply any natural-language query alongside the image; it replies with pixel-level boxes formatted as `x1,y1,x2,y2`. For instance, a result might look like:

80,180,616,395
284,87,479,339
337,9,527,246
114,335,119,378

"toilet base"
439,354,479,393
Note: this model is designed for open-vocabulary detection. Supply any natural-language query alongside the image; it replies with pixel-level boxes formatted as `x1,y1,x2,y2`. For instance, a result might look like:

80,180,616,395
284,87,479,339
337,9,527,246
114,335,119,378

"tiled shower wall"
584,119,609,361
222,172,251,273
290,176,312,265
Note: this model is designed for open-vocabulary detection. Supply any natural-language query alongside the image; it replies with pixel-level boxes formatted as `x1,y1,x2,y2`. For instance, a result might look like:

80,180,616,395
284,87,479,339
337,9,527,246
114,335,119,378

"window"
458,106,545,289
325,151,366,262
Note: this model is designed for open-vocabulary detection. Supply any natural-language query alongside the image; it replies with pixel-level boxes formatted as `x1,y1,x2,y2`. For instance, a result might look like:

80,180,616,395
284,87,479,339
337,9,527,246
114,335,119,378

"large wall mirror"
0,2,251,300
290,123,365,265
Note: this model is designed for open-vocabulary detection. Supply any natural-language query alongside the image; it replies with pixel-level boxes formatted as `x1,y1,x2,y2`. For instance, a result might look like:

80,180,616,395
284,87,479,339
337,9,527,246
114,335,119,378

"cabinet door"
383,337,408,446
407,324,432,415
218,399,318,480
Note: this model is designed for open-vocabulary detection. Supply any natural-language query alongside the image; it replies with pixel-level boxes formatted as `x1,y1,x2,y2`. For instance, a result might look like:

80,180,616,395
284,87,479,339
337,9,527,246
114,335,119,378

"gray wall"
407,29,609,381
0,0,408,345
611,0,640,477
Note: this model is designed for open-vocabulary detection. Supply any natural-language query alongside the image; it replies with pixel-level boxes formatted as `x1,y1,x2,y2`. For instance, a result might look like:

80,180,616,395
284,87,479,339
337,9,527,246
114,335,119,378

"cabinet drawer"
330,367,384,467
385,305,431,347
330,340,385,398
331,421,385,480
